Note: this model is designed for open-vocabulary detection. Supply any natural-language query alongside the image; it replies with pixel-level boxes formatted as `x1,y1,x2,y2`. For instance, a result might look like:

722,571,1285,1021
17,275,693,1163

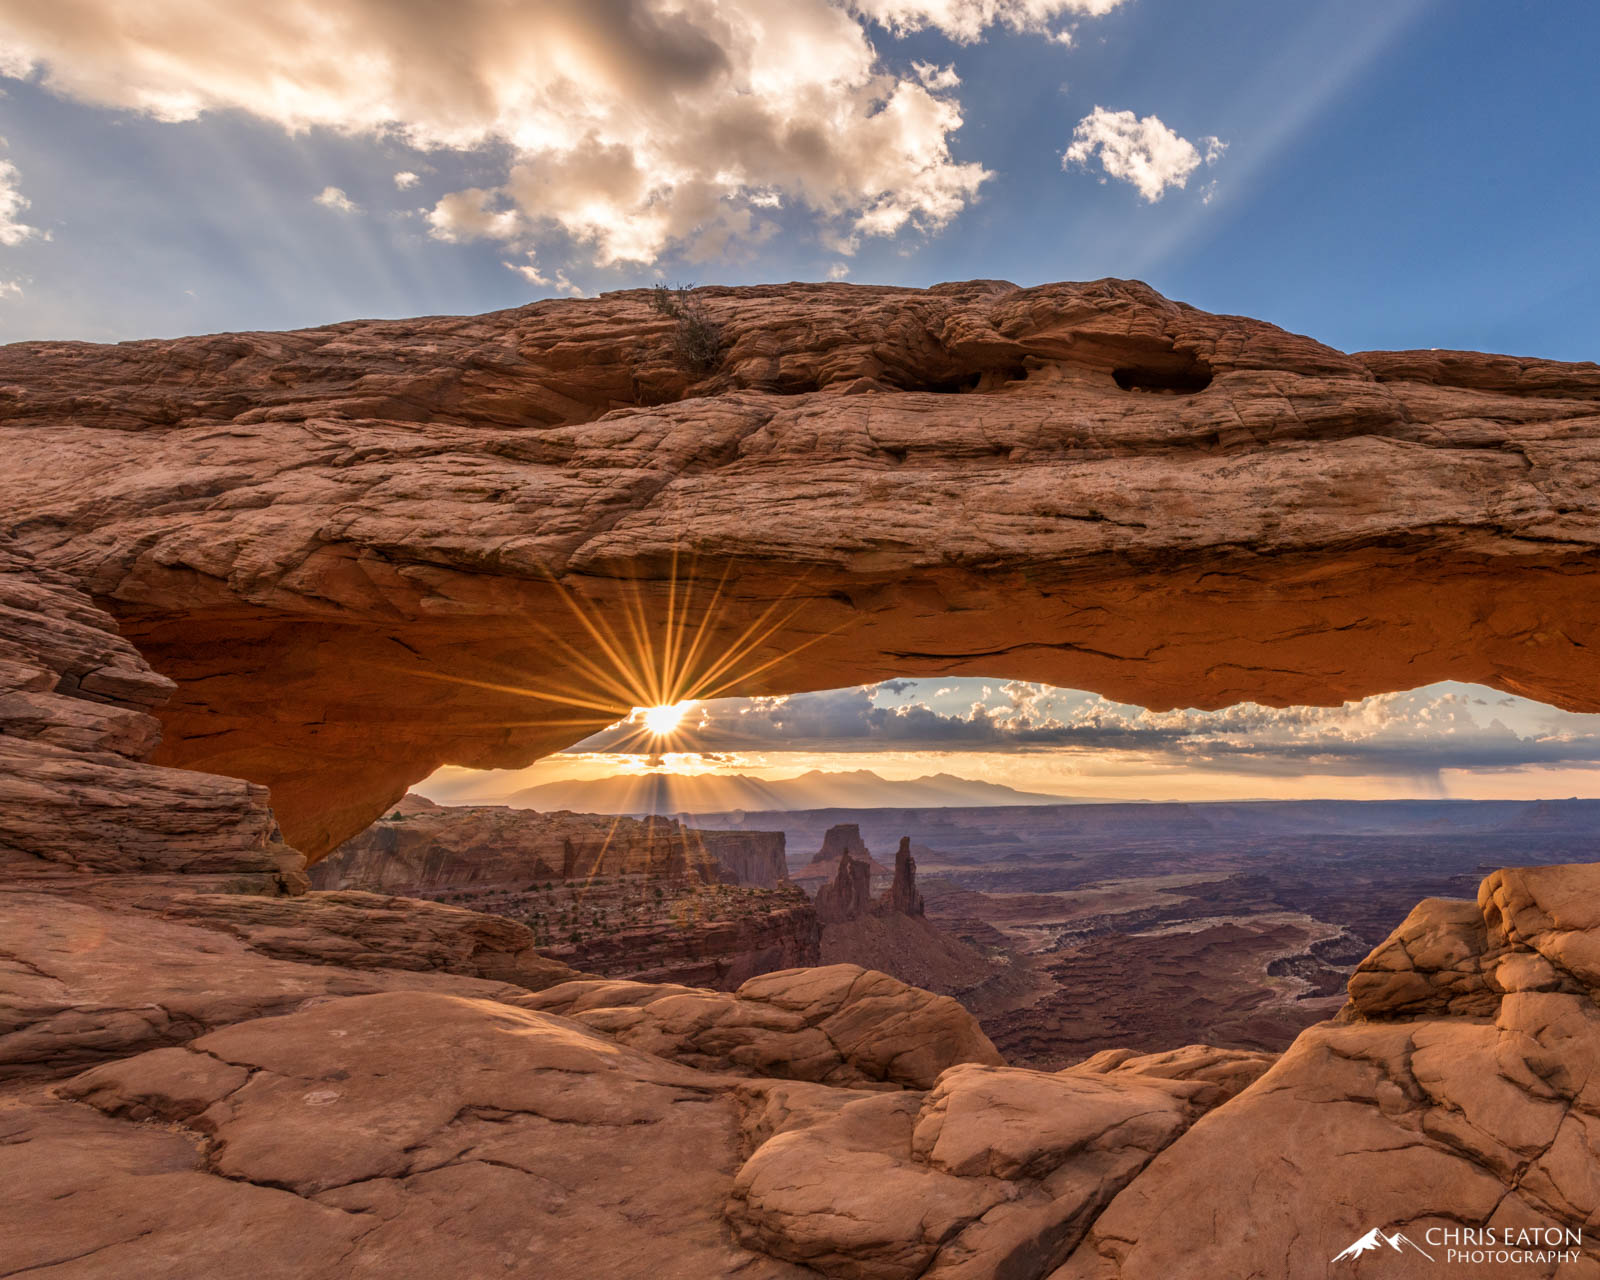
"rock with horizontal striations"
0,537,306,890
311,803,731,890
9,281,1599,856
0,890,558,1082
147,889,580,992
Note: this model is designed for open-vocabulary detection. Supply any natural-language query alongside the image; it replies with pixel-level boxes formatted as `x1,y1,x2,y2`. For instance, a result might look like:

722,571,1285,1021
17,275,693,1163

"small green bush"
649,283,723,376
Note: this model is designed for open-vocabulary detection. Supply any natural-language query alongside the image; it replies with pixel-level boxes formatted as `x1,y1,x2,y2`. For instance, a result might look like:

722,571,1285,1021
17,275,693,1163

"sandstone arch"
3,278,1598,858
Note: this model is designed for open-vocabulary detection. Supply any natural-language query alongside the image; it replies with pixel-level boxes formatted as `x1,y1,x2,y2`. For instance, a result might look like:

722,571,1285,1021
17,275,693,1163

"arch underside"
2,278,1596,857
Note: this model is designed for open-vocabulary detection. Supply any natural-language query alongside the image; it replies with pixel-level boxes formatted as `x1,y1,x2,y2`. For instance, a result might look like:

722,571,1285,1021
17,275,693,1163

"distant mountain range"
475,769,1103,816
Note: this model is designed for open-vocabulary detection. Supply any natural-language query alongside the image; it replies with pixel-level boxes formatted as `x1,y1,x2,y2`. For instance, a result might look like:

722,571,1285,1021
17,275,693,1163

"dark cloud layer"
573,682,1600,779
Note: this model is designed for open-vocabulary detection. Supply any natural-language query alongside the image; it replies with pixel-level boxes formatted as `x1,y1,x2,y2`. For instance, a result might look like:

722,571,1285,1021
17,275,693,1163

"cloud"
568,680,1600,779
0,0,1054,268
393,170,419,190
0,278,22,298
826,261,851,280
0,158,40,245
502,252,584,297
1063,107,1225,202
854,0,1129,43
313,185,359,213
426,187,520,242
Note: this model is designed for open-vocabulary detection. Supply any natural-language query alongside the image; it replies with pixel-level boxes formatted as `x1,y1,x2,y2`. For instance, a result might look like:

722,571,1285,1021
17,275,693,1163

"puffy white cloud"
0,158,40,245
913,61,962,91
0,0,1022,267
854,0,1128,43
313,185,358,213
1063,106,1225,202
425,187,521,242
392,170,419,190
826,261,851,280
502,252,584,297
0,278,23,298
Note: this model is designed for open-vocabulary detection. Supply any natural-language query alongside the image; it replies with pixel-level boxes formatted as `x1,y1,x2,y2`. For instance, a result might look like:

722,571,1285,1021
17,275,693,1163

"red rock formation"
793,823,896,892
10,283,1600,1275
310,802,759,890
816,832,1006,1002
814,849,873,924
6,280,1599,856
888,836,925,918
534,892,821,990
693,828,788,888
1,540,305,891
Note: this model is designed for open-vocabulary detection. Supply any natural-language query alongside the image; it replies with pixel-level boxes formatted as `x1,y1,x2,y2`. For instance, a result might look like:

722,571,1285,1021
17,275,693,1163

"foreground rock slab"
10,984,1249,1280
8,992,813,1280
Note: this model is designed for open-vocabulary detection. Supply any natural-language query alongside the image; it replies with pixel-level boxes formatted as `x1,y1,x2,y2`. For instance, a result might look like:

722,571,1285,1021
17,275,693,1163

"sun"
641,701,693,736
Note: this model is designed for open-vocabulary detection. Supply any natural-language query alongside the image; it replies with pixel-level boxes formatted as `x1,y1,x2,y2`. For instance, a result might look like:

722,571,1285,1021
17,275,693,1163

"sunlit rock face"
3,278,1599,857
312,798,734,890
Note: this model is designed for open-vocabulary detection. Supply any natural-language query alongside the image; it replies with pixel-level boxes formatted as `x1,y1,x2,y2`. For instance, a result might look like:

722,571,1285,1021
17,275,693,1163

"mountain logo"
1331,1227,1436,1263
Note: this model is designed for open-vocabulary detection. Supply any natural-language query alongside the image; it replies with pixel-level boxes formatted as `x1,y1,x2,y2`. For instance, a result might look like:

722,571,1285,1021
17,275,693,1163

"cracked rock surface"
1058,867,1600,1277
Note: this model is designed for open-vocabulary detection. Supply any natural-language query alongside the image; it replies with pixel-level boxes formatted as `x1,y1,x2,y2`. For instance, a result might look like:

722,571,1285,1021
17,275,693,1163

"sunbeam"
371,546,843,766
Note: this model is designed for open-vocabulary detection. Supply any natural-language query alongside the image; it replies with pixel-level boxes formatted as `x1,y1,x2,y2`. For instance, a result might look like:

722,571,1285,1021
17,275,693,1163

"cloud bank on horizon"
0,0,1217,292
551,678,1600,797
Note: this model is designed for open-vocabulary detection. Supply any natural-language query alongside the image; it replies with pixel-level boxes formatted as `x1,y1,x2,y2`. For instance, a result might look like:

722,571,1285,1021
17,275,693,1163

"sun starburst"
373,545,841,760
641,701,693,736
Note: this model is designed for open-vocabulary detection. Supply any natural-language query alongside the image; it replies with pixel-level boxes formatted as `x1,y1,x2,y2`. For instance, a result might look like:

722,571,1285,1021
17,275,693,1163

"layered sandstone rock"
697,827,789,888
728,1047,1269,1280
0,538,305,891
815,849,874,924
1056,868,1600,1275
0,890,562,1082
534,884,821,989
795,824,895,893
311,801,744,890
8,281,1600,1276
308,799,807,989
8,280,1598,856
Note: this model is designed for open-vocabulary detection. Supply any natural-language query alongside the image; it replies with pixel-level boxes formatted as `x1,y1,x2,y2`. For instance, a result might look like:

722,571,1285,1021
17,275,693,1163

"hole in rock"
296,663,1600,1073
913,364,1032,394
1112,360,1213,394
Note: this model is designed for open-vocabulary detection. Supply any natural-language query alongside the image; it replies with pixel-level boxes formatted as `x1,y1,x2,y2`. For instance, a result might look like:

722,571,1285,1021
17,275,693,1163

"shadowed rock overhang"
3,277,1598,857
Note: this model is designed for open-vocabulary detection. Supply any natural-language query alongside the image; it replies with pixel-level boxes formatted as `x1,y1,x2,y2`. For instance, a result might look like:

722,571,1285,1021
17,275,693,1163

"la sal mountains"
422,768,1112,815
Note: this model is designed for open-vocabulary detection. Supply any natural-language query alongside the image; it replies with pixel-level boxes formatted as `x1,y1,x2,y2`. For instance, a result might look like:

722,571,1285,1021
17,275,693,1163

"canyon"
312,792,789,890
4,279,1600,1276
312,797,817,989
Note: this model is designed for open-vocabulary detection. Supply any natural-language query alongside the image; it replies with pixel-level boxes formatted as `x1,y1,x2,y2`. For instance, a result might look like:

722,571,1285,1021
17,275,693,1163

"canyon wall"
3,280,1598,856
311,797,786,891
536,890,821,989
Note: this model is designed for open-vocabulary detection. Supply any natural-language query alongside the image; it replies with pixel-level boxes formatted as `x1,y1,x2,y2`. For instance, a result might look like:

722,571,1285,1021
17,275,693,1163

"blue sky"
1,0,1596,359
